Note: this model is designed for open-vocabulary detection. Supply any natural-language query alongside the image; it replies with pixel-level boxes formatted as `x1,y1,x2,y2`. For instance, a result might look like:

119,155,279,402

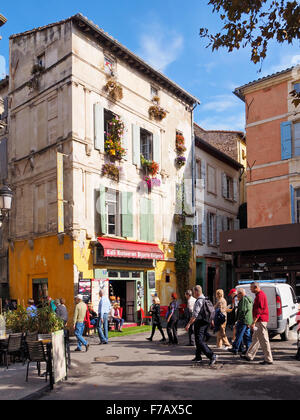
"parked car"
237,280,298,341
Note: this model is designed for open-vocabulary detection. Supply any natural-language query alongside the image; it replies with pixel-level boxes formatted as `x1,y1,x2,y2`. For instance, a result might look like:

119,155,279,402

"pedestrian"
26,299,37,318
185,285,217,366
47,296,57,312
55,298,68,326
87,303,98,326
295,309,300,361
166,292,179,345
241,282,273,365
110,303,124,332
146,297,166,342
73,294,89,352
185,290,196,346
98,289,111,344
228,288,253,355
227,288,238,342
214,289,231,350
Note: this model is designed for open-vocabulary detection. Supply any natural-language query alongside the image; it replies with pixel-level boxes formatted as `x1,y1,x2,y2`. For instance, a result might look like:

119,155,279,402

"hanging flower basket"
104,78,123,101
144,176,161,193
176,134,187,154
175,156,186,167
148,96,167,121
102,163,120,182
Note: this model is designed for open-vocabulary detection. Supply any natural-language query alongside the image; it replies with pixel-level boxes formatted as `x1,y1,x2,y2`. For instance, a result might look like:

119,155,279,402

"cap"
76,294,83,300
228,289,237,296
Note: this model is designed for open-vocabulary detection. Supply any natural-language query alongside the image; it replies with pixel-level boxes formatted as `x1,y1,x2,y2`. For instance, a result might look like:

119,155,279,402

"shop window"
120,271,130,278
140,128,153,161
108,271,119,278
132,272,141,278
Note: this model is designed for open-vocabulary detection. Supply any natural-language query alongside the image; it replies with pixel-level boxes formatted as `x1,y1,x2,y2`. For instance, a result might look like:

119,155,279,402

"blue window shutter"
281,121,292,160
132,124,140,166
94,103,104,152
290,185,295,223
121,191,133,237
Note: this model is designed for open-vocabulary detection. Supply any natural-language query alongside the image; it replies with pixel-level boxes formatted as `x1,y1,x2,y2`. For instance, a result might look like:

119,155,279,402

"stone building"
4,14,199,318
221,66,300,300
194,133,243,301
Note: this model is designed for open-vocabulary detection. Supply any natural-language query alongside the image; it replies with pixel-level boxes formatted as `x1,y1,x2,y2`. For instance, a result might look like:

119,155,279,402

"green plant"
104,78,123,101
102,163,120,181
140,155,159,177
174,225,194,301
105,116,126,161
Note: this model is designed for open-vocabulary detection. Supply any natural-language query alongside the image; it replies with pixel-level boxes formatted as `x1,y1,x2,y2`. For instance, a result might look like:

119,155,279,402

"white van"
236,280,299,341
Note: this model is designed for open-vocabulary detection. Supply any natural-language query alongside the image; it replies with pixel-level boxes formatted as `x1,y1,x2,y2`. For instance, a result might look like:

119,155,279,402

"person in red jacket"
241,282,273,365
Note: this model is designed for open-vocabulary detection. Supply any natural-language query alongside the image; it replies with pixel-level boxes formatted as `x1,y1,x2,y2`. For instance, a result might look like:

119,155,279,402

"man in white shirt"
185,290,196,346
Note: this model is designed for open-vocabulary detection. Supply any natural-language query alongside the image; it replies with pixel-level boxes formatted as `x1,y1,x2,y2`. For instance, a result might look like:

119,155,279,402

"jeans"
150,322,166,340
194,320,214,361
232,321,252,353
98,313,109,343
113,318,124,330
167,317,178,344
74,322,88,350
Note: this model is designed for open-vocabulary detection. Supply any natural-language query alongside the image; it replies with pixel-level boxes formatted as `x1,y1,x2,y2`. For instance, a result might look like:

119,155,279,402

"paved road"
40,328,300,400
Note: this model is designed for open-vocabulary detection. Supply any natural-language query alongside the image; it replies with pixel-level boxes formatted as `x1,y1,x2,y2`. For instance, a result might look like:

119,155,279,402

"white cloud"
0,55,6,79
262,54,300,77
137,23,183,72
201,94,241,113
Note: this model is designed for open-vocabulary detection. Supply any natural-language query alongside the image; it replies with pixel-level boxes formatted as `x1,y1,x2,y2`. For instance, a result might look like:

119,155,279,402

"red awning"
97,237,164,260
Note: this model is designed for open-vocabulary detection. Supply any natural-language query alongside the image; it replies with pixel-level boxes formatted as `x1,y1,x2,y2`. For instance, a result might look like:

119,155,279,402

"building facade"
194,134,242,301
5,14,199,319
221,66,300,299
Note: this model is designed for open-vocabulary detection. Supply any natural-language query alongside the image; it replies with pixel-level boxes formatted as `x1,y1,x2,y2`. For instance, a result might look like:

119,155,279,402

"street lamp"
0,185,13,228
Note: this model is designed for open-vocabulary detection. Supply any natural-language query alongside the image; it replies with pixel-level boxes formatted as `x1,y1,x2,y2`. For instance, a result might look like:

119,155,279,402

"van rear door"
261,286,277,329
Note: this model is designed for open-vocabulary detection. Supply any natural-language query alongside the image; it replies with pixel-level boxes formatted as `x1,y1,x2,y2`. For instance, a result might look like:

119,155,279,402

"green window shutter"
153,132,160,168
94,103,104,152
148,199,154,243
99,185,107,235
140,197,149,241
132,124,141,166
121,191,133,237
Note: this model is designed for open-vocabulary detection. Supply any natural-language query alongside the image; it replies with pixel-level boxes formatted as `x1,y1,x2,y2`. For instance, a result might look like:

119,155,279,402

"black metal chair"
2,333,23,369
26,340,49,382
22,331,39,364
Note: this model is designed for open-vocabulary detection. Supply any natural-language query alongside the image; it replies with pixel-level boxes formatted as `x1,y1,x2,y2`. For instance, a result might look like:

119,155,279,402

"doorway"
207,267,216,303
32,278,48,306
109,280,135,322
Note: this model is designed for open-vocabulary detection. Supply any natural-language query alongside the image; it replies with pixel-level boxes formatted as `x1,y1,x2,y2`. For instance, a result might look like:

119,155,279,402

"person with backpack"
185,285,217,366
214,289,231,349
228,288,253,355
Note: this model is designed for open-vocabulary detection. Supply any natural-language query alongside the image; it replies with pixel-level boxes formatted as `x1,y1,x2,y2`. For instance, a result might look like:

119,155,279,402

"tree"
200,0,300,105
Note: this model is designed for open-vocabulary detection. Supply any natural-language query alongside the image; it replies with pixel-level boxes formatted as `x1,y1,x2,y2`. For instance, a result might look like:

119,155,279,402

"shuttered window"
294,122,300,157
140,197,154,242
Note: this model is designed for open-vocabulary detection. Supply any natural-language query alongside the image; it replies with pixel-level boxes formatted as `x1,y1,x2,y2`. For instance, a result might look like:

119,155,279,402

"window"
294,122,300,157
105,188,121,236
104,56,115,76
207,213,216,246
207,165,216,194
223,174,234,200
151,86,158,99
37,53,45,68
140,128,153,161
225,217,234,231
104,109,116,140
296,188,300,223
294,83,300,94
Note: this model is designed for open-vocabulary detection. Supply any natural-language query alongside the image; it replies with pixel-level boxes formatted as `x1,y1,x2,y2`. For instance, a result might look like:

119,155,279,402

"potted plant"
148,96,167,121
104,78,123,101
102,163,120,181
104,116,126,161
140,155,159,177
175,156,186,167
175,133,186,168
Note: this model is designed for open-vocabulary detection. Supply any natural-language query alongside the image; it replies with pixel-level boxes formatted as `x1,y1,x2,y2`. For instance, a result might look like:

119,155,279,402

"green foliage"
5,305,64,334
174,225,194,301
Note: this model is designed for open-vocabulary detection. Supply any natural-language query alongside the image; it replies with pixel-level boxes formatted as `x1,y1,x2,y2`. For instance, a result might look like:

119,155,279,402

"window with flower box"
140,128,153,161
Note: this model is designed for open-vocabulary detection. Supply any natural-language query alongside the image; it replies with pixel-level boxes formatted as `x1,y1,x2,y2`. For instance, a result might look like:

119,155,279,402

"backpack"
198,297,215,323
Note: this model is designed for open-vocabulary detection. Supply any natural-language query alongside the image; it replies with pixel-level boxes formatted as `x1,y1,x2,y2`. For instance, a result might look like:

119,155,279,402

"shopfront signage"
105,249,163,260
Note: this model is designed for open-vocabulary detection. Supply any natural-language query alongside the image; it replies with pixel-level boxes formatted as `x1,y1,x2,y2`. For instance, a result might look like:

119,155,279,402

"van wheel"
280,322,290,341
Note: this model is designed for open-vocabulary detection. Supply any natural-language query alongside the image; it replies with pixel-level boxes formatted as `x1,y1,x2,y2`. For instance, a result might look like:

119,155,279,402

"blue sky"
0,1,299,131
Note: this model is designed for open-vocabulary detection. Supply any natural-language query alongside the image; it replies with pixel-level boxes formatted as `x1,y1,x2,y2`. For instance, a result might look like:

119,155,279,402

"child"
296,309,300,361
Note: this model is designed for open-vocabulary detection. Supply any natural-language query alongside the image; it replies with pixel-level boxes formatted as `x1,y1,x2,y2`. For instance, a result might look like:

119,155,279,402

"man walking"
241,282,273,365
228,288,252,355
73,294,89,352
185,285,217,366
98,289,111,344
185,290,196,346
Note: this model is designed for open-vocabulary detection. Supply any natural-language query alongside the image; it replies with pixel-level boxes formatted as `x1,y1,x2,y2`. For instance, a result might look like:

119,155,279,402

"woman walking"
146,297,166,342
166,293,179,345
214,289,231,349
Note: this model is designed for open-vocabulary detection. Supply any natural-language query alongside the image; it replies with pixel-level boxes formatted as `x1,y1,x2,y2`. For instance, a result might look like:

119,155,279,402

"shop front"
93,237,164,323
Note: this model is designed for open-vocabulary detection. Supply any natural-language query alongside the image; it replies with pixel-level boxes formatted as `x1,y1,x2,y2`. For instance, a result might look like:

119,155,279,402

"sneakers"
74,348,81,352
209,355,217,366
